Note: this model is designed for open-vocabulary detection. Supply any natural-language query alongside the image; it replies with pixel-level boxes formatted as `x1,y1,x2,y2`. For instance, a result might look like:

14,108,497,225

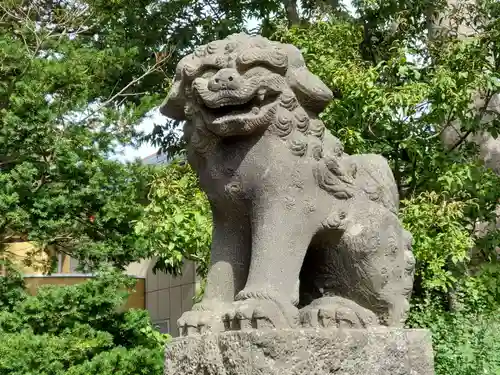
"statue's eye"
201,69,218,79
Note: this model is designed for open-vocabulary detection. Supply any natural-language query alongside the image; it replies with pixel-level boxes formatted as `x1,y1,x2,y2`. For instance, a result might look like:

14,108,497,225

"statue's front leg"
224,198,315,330
177,205,251,336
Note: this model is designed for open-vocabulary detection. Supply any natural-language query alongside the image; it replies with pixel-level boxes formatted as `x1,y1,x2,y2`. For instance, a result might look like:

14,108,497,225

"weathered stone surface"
160,32,415,335
164,327,435,375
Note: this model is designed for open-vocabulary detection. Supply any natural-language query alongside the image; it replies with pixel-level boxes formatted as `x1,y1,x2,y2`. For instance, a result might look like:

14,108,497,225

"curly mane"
160,33,398,213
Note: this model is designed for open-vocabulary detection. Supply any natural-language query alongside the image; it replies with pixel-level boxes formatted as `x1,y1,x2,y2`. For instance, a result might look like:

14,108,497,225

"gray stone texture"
160,33,416,335
164,327,434,375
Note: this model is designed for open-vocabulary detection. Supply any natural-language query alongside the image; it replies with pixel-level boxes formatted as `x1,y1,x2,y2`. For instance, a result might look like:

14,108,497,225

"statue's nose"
208,69,241,91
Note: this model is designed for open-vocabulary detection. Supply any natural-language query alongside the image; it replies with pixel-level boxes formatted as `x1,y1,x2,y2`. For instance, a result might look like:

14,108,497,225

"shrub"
0,266,166,375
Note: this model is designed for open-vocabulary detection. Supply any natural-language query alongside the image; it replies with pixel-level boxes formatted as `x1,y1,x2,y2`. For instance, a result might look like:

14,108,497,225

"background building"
126,259,198,336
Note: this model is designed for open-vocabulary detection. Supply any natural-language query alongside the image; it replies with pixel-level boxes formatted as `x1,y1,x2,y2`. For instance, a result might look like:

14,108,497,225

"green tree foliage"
136,160,211,278
0,266,166,375
407,264,500,375
0,4,179,371
0,0,170,268
0,260,26,310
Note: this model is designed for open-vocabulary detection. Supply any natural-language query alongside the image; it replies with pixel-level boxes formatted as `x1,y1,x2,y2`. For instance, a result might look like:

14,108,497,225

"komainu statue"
160,33,415,336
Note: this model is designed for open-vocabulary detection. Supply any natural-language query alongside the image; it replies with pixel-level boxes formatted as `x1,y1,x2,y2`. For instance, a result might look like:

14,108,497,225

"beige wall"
1,242,70,275
126,259,198,337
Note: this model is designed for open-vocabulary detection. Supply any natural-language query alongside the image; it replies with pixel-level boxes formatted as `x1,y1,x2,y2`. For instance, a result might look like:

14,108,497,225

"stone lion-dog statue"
160,33,415,336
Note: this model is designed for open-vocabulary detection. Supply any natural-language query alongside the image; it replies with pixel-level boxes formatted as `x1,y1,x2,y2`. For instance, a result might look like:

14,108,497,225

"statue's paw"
177,302,227,336
299,296,379,329
223,299,298,331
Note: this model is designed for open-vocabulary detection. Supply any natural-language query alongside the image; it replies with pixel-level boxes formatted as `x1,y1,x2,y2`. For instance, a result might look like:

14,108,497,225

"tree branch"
77,48,174,125
448,90,494,152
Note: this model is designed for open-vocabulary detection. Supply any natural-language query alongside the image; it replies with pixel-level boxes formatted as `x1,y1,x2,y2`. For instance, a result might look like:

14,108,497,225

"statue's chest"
197,138,279,199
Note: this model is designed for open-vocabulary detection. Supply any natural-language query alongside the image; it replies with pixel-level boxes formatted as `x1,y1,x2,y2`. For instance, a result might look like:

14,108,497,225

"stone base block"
164,327,434,375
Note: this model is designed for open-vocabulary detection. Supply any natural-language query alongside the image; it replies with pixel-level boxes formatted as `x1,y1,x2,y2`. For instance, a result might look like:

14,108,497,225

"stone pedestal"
164,327,435,375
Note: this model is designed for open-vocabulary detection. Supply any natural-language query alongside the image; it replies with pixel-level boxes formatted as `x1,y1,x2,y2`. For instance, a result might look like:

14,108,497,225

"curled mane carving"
160,33,398,213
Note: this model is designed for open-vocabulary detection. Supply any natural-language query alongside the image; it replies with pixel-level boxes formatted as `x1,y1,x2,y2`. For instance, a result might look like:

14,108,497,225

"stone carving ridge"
160,33,416,336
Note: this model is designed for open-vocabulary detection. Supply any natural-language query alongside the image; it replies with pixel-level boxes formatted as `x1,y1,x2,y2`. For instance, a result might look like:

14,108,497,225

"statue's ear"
159,79,186,121
288,67,333,113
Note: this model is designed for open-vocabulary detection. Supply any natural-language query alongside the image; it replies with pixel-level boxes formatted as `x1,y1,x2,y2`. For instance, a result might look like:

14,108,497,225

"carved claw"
299,296,379,329
223,299,298,331
177,301,229,336
177,310,223,336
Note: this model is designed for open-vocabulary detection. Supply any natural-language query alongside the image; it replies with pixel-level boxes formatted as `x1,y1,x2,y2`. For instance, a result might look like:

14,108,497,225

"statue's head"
160,33,333,141
160,34,401,223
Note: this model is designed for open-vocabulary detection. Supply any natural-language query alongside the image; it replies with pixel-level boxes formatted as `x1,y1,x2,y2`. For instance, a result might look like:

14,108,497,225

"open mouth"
208,99,259,117
198,93,279,125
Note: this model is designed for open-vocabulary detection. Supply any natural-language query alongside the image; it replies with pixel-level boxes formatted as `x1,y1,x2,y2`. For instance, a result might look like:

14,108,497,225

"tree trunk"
283,0,300,27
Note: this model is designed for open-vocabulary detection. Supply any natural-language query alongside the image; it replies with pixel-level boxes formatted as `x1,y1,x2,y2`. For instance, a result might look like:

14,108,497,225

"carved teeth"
257,89,266,102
